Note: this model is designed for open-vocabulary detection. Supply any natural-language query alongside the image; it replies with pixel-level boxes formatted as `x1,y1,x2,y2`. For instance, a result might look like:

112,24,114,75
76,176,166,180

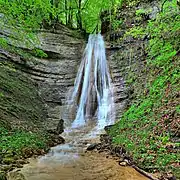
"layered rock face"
0,26,84,130
30,30,84,129
1,23,133,129
106,0,160,119
108,53,130,119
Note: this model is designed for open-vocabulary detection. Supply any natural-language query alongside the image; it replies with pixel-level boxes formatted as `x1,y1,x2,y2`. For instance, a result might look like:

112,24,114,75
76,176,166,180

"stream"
7,34,149,180
8,126,149,180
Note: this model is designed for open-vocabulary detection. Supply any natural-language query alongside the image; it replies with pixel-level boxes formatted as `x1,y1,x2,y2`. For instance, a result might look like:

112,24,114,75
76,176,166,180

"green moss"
0,62,49,163
0,127,47,155
0,63,46,130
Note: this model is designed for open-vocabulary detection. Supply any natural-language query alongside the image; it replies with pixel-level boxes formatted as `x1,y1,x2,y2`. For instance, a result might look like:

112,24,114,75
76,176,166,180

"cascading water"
68,34,115,129
17,34,148,180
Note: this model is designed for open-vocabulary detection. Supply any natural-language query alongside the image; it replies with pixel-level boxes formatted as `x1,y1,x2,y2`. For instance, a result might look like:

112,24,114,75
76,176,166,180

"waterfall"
68,34,115,129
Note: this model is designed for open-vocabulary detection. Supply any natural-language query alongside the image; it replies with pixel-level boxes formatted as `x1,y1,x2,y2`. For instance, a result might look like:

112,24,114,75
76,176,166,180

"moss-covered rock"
0,62,50,173
0,62,46,131
2,158,15,165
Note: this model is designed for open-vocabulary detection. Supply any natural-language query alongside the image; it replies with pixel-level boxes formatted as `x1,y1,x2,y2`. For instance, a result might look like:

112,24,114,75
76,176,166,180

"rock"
0,165,13,172
112,146,125,156
168,176,176,180
96,144,102,150
119,161,128,166
56,119,64,134
0,23,128,129
48,135,65,147
166,172,177,180
2,158,15,165
0,27,84,131
0,155,3,163
47,129,57,134
104,125,114,133
100,134,112,145
21,148,33,158
15,164,23,169
86,144,97,151
15,159,26,165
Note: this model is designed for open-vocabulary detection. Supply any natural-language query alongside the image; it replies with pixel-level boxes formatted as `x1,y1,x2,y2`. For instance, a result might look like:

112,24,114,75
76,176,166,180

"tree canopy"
0,0,124,33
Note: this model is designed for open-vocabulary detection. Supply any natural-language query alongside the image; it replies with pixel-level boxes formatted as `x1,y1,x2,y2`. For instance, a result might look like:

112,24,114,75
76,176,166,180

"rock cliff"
1,24,131,129
0,25,84,130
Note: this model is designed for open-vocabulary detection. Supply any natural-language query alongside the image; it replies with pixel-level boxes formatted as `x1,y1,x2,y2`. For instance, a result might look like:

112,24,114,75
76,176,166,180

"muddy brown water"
8,127,149,180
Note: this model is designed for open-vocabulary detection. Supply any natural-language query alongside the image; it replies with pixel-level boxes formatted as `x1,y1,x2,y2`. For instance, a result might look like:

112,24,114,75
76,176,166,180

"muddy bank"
14,151,148,180
0,133,65,180
86,131,177,180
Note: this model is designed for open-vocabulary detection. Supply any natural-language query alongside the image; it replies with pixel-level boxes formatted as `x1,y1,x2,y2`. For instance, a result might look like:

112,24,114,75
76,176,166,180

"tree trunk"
77,0,82,30
65,0,68,25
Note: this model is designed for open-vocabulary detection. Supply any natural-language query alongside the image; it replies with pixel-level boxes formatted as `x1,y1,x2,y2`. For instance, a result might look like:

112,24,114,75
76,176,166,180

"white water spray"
68,34,115,130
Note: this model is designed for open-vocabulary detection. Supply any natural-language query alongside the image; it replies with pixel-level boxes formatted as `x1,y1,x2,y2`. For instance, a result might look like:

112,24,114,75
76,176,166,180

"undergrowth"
0,126,47,155
109,0,180,178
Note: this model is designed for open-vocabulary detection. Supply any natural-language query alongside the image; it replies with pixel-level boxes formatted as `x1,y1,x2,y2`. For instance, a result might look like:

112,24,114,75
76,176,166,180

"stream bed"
8,127,149,180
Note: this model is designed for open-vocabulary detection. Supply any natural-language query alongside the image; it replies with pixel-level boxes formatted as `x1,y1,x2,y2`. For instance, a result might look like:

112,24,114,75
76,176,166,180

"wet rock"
96,144,102,150
14,162,23,169
161,172,177,180
21,148,33,158
104,125,114,133
0,26,84,131
119,161,128,166
100,134,112,144
119,158,131,166
48,135,65,147
167,176,176,180
87,144,97,151
56,119,64,134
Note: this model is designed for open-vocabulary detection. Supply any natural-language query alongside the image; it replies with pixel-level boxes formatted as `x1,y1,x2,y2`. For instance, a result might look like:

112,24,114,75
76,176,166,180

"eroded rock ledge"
1,24,131,130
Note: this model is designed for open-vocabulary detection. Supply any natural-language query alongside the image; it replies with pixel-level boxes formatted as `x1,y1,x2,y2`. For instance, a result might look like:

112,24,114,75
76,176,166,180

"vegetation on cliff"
0,63,49,173
109,0,180,178
0,0,179,178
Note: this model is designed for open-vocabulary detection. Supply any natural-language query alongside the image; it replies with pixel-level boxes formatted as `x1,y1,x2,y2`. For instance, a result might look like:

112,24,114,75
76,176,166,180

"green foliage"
0,37,8,48
125,27,146,38
110,0,180,177
136,9,147,16
0,0,53,29
32,48,48,58
0,0,125,57
0,0,125,33
112,19,123,30
0,92,4,97
147,2,180,68
0,127,46,153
